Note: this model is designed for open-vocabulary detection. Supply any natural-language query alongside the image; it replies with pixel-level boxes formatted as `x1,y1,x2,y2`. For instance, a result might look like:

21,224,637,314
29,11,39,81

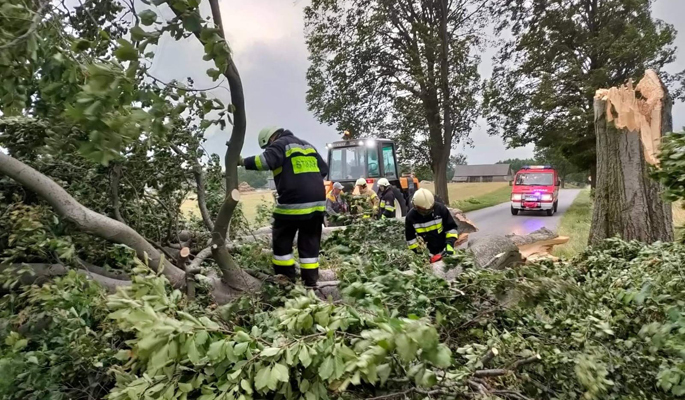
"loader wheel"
391,186,408,216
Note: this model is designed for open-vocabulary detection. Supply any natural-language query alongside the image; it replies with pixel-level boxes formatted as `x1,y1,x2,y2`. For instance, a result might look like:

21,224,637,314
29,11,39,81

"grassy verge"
451,185,513,212
553,189,592,258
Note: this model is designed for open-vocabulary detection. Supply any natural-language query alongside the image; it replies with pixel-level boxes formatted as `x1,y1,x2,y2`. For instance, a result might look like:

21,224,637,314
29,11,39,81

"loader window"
367,148,380,177
328,146,366,180
381,144,397,179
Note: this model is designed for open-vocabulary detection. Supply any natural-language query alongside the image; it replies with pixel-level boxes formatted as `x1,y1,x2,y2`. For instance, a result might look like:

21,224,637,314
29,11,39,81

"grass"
420,181,510,205
181,191,274,224
552,189,593,259
449,184,513,212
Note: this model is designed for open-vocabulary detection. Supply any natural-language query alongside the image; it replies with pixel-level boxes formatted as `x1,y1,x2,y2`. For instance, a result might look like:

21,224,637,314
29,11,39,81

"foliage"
656,131,685,203
0,272,120,400
304,0,484,202
485,0,682,178
5,217,685,398
496,158,537,175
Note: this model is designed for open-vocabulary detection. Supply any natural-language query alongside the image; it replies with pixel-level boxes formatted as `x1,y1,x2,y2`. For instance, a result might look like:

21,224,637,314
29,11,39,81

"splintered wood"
594,69,666,165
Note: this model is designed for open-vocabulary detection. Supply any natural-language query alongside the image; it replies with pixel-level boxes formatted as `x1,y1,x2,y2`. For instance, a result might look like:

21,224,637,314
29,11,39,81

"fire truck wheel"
553,200,558,213
546,208,554,216
511,207,519,216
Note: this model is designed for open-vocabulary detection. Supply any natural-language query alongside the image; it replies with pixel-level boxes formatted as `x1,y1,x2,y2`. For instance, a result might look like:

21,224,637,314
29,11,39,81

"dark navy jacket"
244,130,328,220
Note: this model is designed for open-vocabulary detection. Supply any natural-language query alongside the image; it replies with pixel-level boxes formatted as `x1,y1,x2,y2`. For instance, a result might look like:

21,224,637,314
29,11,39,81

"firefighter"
326,182,347,215
355,178,379,216
240,126,328,288
405,188,460,259
376,178,396,219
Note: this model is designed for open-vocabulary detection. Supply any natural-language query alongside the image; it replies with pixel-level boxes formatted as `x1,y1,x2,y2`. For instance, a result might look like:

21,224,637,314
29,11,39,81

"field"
419,181,511,211
181,190,274,224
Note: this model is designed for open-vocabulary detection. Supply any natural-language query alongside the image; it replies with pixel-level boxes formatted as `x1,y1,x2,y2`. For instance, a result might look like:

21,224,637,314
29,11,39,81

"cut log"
468,235,523,270
589,69,674,245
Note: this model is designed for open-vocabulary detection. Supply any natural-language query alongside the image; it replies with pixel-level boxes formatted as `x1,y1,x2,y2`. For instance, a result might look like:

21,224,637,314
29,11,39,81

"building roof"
453,164,511,177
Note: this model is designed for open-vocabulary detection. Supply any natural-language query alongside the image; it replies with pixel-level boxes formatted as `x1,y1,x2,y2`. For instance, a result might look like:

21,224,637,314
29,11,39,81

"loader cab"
324,138,418,217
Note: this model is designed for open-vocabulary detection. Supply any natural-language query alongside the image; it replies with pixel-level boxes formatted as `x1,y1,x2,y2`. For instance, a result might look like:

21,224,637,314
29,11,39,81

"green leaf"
272,363,289,382
318,357,334,380
254,365,271,391
130,26,149,42
139,10,158,26
240,379,253,394
187,339,201,364
674,385,685,396
207,341,225,361
234,342,249,356
395,334,417,363
183,13,203,33
206,68,221,80
377,363,391,385
178,383,193,393
114,39,138,61
298,346,312,367
260,347,280,357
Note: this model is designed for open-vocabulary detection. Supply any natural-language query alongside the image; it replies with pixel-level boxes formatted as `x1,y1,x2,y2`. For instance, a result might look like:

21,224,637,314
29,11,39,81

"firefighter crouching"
240,126,328,288
354,178,379,217
376,178,397,219
326,182,347,215
405,188,460,260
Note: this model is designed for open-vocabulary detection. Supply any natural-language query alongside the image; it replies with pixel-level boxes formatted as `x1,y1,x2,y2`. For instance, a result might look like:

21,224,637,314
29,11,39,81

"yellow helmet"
355,178,367,186
412,188,435,210
377,178,390,187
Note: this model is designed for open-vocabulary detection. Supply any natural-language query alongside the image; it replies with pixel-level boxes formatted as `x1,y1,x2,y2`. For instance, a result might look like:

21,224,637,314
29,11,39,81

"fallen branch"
0,152,186,287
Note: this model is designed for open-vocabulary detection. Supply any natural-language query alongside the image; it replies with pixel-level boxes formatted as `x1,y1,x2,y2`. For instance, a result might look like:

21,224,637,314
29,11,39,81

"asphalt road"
465,189,582,240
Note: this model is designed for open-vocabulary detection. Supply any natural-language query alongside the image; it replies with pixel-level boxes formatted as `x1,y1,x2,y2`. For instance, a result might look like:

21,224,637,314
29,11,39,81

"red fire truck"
510,165,561,216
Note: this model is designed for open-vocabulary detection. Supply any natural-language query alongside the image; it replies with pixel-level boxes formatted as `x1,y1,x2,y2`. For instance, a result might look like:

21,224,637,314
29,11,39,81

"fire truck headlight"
541,194,553,201
511,194,522,201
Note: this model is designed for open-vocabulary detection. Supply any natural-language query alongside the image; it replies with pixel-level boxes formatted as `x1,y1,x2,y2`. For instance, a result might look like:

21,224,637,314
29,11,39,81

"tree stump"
589,70,673,245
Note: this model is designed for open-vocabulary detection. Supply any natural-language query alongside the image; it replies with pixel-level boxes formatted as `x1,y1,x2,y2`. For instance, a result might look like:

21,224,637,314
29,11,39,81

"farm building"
452,164,512,183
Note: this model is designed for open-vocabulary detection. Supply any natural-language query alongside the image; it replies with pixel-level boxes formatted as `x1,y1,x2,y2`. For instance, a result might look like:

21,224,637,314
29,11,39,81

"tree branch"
109,163,126,223
0,152,186,287
0,263,131,292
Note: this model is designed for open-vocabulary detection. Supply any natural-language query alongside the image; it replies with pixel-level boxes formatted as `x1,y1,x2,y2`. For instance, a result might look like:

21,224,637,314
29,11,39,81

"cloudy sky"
150,0,685,165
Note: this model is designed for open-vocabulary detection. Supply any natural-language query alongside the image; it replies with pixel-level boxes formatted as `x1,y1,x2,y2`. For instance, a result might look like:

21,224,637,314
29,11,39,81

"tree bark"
589,71,673,245
0,152,187,287
432,148,450,203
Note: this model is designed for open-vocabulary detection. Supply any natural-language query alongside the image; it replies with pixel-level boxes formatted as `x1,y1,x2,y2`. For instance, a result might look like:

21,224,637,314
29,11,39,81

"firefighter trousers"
271,215,323,287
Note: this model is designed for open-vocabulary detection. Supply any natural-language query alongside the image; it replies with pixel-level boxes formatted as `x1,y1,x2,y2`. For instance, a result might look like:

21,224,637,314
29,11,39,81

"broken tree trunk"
589,69,673,245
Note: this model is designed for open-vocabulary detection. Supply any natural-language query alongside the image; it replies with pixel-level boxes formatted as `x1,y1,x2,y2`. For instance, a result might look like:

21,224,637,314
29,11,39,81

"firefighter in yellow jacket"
355,178,379,217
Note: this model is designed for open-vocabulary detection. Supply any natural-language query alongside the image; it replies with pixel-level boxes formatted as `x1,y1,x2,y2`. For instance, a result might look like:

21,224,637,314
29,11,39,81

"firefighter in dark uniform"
240,126,328,287
376,178,396,219
405,188,460,258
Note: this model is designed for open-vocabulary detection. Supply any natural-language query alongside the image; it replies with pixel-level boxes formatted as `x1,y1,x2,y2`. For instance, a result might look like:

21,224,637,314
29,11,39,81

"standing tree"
484,0,681,186
589,70,673,245
0,0,263,298
304,0,485,203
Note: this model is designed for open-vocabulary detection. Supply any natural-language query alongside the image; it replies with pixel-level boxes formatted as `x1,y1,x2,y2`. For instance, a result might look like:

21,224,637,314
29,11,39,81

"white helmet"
258,126,281,149
412,188,435,210
377,178,390,187
355,178,367,186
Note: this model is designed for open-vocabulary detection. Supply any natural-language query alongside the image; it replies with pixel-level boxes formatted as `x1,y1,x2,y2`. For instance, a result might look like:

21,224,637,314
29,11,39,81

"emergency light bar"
522,165,552,169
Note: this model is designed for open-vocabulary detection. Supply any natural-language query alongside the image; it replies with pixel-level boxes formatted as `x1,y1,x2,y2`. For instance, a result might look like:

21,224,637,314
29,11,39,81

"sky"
149,0,685,166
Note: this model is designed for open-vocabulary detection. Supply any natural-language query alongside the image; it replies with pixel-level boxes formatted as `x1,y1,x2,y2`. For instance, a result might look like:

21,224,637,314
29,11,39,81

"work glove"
237,156,244,166
444,244,456,256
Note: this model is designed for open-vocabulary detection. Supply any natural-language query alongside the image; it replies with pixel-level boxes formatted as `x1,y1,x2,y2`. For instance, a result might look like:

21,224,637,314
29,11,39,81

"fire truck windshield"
515,172,554,186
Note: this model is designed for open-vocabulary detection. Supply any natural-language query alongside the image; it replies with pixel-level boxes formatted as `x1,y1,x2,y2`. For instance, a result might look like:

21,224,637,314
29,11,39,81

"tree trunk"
589,71,673,245
432,150,450,204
